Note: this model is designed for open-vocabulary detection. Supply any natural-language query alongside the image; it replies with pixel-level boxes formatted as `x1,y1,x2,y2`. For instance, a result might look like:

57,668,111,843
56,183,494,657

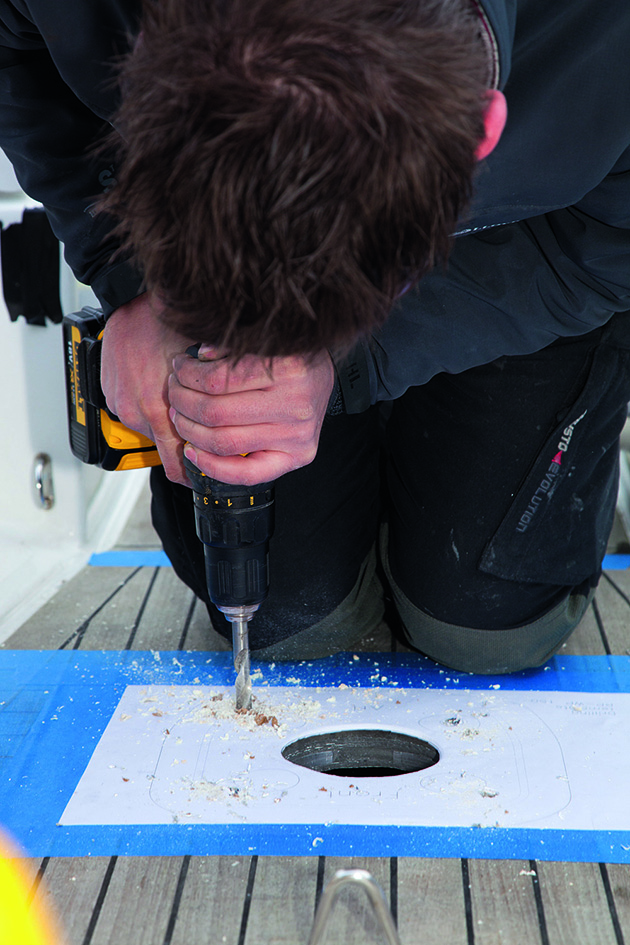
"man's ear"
476,90,507,161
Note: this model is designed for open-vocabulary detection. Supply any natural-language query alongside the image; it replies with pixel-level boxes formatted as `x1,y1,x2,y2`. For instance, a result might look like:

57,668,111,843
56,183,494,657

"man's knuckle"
291,444,316,469
292,421,315,445
293,403,315,422
214,432,240,456
199,402,220,427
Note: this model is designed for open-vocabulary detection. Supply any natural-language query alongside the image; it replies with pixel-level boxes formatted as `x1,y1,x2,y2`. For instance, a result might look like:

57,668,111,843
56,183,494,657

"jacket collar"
472,0,516,89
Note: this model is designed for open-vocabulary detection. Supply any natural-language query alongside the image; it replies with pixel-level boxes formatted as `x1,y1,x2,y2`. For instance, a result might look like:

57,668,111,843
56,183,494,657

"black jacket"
1,0,629,412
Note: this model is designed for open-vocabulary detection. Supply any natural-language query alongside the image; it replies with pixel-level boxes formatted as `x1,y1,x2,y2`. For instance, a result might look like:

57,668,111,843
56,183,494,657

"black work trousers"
151,312,630,673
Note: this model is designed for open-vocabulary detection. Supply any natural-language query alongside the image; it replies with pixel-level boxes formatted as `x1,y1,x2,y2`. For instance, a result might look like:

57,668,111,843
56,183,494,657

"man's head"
104,0,503,358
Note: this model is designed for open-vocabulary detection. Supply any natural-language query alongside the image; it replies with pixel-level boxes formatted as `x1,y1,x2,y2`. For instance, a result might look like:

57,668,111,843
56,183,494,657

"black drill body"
64,306,275,709
183,456,275,612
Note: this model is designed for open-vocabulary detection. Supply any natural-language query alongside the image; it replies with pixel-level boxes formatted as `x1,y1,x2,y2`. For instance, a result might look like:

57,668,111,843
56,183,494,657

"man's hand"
168,348,336,485
100,294,194,485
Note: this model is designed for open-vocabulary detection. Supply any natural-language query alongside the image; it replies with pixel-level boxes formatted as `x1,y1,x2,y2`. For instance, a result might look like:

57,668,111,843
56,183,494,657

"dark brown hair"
102,0,489,358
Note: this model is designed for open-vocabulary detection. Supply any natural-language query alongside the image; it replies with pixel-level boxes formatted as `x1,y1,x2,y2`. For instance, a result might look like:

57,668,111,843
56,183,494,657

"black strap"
1,207,62,325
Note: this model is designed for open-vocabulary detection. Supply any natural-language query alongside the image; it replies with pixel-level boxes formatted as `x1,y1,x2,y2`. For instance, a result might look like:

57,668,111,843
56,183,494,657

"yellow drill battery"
62,306,160,471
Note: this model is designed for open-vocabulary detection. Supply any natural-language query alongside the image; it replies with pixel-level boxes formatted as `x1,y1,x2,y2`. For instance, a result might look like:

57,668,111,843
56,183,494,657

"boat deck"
3,485,630,945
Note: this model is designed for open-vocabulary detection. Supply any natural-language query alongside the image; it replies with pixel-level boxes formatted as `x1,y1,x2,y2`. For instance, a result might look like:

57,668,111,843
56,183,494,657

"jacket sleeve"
0,2,143,314
336,149,630,413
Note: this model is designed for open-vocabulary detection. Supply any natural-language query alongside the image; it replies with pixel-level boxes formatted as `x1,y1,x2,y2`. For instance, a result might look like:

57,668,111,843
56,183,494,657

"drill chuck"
183,455,275,610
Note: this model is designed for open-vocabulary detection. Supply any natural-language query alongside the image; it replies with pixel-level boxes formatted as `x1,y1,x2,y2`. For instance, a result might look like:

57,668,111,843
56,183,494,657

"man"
1,0,629,672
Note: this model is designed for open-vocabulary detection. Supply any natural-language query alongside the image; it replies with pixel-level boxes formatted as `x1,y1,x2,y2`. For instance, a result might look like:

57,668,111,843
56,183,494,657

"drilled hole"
281,728,439,778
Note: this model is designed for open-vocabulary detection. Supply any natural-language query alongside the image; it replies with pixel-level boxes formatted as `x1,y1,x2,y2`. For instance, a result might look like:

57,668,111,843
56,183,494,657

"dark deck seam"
80,856,118,945
27,857,50,906
390,857,398,926
124,568,161,650
599,863,626,945
314,856,326,914
177,597,198,651
461,859,475,945
529,860,550,945
161,855,191,945
58,568,143,650
237,855,258,945
592,597,612,655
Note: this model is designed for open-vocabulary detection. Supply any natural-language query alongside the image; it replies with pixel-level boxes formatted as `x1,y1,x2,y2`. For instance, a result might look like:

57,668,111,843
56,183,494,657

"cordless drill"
63,306,275,709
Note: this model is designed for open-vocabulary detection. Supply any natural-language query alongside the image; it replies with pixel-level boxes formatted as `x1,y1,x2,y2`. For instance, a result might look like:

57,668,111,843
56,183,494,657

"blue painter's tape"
602,554,630,570
2,648,624,692
2,651,630,861
10,823,630,863
89,550,172,567
88,549,630,571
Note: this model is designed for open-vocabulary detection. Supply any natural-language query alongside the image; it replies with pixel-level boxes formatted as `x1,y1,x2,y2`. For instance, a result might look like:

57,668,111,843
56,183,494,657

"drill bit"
231,614,252,711
222,605,257,711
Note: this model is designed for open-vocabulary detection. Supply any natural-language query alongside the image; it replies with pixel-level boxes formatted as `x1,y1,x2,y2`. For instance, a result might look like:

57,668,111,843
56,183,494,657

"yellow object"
99,409,156,451
69,326,86,426
115,450,163,471
99,410,160,470
0,834,63,945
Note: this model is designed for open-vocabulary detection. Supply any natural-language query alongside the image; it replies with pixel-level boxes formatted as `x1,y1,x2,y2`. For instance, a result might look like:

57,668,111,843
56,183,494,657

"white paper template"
60,685,630,830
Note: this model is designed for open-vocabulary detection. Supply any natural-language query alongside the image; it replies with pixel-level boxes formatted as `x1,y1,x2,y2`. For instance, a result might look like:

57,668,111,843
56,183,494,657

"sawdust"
137,685,323,738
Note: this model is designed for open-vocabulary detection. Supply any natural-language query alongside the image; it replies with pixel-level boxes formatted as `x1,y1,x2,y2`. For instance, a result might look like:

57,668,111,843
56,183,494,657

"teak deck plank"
537,861,623,945
244,856,320,945
556,600,606,657
76,568,158,652
468,859,543,944
592,572,630,656
88,857,186,945
33,857,114,945
397,858,469,944
4,567,143,651
128,567,197,652
183,598,232,653
167,856,252,945
603,863,630,941
6,483,630,945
